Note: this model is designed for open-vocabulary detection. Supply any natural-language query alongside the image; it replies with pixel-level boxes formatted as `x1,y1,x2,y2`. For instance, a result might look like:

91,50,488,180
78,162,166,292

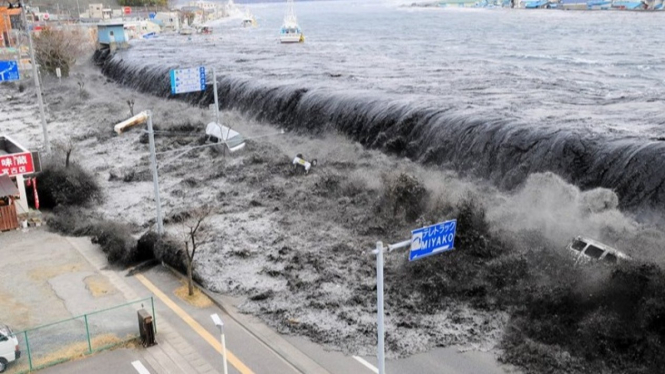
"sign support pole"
375,241,386,374
372,239,415,374
212,67,220,125
20,0,51,154
146,111,164,234
371,220,456,374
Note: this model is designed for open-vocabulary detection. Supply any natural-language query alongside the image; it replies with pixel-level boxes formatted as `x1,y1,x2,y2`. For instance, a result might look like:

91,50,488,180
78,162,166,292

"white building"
124,20,161,39
88,3,103,19
188,1,218,11
155,12,181,31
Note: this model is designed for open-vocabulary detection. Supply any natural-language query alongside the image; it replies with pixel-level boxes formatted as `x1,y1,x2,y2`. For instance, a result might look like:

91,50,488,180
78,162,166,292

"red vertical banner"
33,177,39,210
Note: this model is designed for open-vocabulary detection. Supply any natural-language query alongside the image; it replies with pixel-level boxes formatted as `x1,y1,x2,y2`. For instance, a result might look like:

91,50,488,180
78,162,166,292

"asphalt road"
2,229,515,374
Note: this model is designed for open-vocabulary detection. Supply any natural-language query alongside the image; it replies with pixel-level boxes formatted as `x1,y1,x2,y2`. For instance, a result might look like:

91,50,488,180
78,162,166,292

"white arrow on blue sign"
170,66,206,95
0,60,20,82
409,219,457,261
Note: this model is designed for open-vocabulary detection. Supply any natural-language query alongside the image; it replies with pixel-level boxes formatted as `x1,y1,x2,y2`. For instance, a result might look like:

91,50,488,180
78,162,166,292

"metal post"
20,0,50,154
24,330,32,370
376,241,386,374
220,326,229,374
151,296,157,334
84,314,92,353
212,67,220,125
146,111,164,234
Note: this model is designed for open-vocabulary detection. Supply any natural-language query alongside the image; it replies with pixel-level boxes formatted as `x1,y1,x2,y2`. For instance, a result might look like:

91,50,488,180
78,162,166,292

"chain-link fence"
5,297,155,374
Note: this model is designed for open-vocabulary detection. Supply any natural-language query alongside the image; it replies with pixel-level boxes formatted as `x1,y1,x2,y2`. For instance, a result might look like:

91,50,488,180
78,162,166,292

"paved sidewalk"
66,237,220,374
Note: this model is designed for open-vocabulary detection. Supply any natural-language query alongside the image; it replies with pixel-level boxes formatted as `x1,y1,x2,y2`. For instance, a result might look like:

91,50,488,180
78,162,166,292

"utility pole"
146,111,164,234
76,0,81,20
20,0,51,154
212,67,220,125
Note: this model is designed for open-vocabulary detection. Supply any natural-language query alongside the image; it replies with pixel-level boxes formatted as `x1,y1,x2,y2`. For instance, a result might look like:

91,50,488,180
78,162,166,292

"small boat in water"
280,0,304,44
242,8,257,28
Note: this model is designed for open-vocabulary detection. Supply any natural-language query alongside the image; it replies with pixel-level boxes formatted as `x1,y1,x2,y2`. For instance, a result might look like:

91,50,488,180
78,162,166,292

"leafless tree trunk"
183,206,212,296
127,99,135,116
184,241,195,296
54,137,75,168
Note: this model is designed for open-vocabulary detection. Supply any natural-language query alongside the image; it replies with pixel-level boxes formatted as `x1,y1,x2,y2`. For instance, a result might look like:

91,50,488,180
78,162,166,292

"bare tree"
54,137,75,168
182,205,213,296
33,28,94,77
127,99,135,116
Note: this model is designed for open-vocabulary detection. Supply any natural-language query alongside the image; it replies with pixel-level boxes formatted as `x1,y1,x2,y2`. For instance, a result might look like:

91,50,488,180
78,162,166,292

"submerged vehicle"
567,236,631,265
0,324,20,373
205,122,246,152
280,0,304,43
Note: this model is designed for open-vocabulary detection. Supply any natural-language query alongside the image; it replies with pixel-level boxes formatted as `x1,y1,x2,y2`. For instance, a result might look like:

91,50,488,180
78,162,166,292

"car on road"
567,236,631,266
0,324,20,373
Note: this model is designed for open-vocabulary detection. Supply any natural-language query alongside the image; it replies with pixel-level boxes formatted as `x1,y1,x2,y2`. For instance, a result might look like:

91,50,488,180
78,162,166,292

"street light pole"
210,314,229,374
220,324,228,374
146,111,164,234
20,0,51,154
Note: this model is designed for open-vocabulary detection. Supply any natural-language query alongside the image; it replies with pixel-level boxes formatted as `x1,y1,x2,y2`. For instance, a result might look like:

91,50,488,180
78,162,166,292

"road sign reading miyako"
409,219,457,261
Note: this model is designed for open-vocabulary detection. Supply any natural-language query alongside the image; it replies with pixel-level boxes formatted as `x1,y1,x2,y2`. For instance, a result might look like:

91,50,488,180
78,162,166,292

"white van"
567,236,631,266
205,122,246,153
0,324,20,373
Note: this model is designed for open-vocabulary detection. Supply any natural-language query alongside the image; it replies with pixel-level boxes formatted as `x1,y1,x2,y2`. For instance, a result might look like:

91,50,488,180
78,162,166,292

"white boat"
280,0,304,44
242,8,257,28
179,26,194,35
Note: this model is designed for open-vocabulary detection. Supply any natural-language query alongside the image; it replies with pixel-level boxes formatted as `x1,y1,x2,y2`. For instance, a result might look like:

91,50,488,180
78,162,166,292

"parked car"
0,324,20,373
567,236,631,265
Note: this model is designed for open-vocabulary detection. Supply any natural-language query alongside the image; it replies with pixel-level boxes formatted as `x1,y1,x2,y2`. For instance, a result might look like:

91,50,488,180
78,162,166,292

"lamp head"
210,313,223,328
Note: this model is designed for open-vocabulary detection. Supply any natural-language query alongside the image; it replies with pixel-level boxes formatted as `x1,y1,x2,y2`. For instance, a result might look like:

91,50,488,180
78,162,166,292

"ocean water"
105,1,665,211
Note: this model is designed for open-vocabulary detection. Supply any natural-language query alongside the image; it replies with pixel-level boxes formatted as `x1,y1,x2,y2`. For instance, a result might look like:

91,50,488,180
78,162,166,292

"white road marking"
353,356,379,373
132,360,151,374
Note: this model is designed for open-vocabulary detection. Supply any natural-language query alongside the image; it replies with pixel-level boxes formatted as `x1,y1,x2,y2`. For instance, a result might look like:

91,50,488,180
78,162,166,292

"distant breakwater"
95,49,665,214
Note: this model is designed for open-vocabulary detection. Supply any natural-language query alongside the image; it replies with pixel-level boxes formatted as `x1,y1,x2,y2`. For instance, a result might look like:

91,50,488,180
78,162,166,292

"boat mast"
285,0,296,22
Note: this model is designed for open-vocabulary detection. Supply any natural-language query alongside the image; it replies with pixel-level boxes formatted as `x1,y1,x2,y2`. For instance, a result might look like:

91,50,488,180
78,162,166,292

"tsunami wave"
95,50,665,214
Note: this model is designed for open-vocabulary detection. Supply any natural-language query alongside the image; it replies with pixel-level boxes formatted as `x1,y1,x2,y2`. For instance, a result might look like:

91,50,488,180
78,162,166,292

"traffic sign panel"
0,60,20,82
170,66,206,95
409,219,457,261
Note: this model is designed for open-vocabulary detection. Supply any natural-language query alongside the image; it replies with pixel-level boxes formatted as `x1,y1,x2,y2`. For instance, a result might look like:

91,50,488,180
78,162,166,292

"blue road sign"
170,66,206,95
0,60,20,82
409,219,457,261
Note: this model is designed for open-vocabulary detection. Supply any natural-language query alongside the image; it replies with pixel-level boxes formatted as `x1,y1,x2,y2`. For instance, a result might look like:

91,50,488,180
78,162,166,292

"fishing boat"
280,0,304,44
242,8,257,28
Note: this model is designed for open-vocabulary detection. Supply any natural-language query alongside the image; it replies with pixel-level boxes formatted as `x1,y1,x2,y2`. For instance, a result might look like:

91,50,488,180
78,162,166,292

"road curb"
160,263,331,374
